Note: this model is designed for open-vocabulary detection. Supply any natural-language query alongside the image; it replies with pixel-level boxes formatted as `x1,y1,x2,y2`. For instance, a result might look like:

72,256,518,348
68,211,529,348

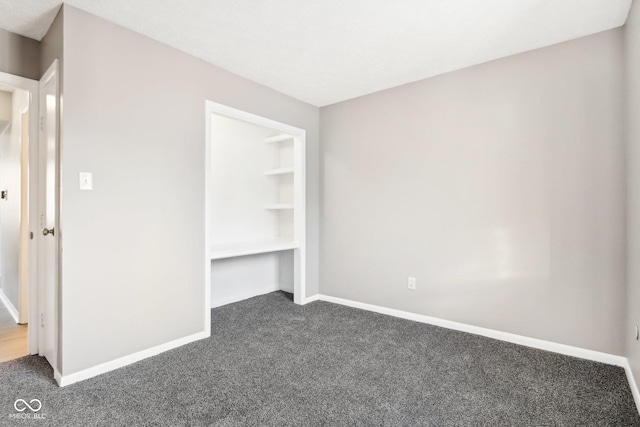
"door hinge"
40,116,44,131
40,313,44,327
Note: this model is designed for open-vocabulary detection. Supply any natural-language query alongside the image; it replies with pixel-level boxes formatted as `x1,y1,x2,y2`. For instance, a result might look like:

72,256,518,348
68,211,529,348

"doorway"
0,63,58,374
0,73,37,362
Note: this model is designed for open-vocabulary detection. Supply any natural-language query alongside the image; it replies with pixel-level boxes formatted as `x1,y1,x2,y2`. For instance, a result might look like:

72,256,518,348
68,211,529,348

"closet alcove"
205,101,306,308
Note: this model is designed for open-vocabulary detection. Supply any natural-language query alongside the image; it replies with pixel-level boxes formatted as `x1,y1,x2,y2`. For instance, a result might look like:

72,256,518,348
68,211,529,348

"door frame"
0,70,40,354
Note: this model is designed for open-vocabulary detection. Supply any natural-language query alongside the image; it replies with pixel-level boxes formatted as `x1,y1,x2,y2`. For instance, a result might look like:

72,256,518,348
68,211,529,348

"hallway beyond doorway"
0,300,26,362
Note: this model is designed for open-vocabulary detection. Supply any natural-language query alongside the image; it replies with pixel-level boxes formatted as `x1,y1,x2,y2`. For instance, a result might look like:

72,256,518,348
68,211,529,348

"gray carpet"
0,291,638,426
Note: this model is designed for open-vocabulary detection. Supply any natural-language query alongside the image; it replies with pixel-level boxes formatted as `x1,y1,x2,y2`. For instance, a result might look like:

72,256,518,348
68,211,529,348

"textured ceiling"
0,0,633,106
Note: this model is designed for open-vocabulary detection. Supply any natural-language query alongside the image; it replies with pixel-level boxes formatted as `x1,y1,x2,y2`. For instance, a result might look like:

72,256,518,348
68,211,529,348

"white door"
39,61,58,368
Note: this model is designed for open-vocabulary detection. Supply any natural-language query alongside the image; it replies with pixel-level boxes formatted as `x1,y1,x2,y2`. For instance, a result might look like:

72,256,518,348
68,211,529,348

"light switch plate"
79,172,93,190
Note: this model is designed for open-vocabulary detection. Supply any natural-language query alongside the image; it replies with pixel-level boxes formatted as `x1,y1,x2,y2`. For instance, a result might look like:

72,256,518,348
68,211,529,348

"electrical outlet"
408,277,416,290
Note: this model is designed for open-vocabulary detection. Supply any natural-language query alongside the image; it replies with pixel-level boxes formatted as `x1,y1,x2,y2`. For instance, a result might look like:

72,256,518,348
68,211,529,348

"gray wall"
320,29,626,354
626,0,640,390
0,28,40,80
40,7,63,78
60,5,319,375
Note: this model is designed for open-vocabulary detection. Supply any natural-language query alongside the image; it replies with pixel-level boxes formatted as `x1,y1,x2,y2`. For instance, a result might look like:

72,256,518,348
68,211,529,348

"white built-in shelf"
264,203,294,210
210,239,298,260
265,134,294,144
264,167,294,176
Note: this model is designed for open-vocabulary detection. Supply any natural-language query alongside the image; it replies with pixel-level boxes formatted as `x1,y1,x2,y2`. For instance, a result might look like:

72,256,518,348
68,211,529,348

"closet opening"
204,101,306,330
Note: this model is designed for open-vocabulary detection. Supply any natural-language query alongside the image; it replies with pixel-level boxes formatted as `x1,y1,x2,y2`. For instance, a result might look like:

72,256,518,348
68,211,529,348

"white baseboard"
53,368,62,384
0,288,19,323
622,359,640,414
211,286,280,308
56,330,208,387
318,295,626,367
302,294,320,305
